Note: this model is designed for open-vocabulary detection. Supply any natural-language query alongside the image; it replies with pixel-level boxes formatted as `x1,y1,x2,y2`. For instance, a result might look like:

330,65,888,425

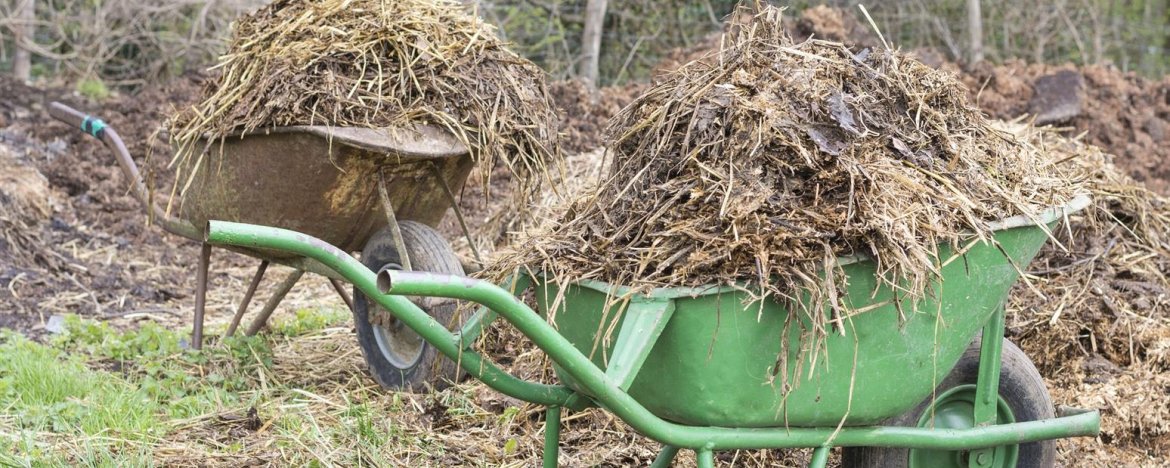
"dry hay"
0,144,56,270
1002,123,1170,454
142,310,815,467
166,0,560,199
490,4,1085,376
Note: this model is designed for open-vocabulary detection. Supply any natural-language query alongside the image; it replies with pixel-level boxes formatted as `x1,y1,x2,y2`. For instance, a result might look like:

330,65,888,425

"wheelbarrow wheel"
353,221,466,392
841,337,1055,468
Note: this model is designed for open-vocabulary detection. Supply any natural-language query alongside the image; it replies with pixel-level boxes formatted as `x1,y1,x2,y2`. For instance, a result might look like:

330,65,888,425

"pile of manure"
0,144,56,270
490,5,1088,353
1001,122,1170,449
166,0,559,197
1003,121,1169,370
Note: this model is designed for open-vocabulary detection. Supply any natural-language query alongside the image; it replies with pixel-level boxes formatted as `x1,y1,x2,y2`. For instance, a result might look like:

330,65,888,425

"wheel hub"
369,263,425,369
371,303,426,369
907,384,1019,468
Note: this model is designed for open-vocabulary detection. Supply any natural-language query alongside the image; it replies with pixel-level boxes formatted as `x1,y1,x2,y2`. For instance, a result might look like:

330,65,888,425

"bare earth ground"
2,60,1169,465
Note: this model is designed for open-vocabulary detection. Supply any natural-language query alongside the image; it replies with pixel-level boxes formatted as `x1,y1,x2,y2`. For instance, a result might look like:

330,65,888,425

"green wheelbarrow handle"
205,219,577,408
205,220,1100,455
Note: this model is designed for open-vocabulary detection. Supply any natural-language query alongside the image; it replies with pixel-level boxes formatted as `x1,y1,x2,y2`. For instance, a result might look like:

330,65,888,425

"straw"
166,0,561,203
487,4,1088,387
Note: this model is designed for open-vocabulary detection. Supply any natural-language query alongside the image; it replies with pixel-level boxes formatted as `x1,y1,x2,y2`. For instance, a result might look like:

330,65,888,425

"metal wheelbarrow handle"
48,102,199,239
205,219,579,406
205,220,1099,462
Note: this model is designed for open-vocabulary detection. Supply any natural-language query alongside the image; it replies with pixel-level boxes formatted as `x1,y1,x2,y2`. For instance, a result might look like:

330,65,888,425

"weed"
75,77,111,101
271,308,349,337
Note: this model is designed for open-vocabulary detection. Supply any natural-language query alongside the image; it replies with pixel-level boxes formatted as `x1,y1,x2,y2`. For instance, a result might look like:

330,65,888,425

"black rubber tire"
841,337,1056,468
352,221,466,392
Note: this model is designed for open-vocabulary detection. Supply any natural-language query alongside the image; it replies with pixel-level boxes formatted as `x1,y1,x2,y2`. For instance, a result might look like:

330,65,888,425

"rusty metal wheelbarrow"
49,102,483,390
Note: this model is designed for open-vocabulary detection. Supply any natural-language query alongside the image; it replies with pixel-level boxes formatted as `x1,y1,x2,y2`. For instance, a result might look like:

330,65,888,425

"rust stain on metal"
177,129,474,255
324,154,380,218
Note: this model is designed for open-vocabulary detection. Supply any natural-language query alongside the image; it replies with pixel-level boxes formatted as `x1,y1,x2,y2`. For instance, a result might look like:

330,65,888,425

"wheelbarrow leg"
649,445,679,468
808,446,830,468
244,269,304,336
192,243,212,350
327,278,355,312
428,162,484,268
377,170,411,271
543,406,561,468
969,307,1007,468
696,449,714,468
222,260,269,341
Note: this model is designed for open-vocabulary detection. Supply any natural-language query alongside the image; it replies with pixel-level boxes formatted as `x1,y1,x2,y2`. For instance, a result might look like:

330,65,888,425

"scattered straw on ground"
1001,122,1170,456
167,0,560,199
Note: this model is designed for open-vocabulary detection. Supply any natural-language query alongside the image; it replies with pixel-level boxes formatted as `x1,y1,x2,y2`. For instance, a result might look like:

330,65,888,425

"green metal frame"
970,311,1007,468
206,221,1100,468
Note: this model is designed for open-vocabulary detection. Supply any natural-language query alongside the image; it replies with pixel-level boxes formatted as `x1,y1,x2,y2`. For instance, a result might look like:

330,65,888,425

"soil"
549,79,648,154
962,60,1170,195
0,72,248,337
791,4,878,47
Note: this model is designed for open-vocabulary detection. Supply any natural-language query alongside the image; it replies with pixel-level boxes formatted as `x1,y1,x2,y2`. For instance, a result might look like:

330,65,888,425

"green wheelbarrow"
204,195,1100,468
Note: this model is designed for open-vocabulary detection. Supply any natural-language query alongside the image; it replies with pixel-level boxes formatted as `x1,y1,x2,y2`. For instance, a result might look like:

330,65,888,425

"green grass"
270,308,349,337
0,316,240,466
0,308,630,466
0,311,339,466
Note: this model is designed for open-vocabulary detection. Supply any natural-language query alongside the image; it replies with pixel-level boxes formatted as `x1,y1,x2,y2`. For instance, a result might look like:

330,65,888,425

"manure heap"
494,6,1089,336
167,0,559,194
1002,123,1170,449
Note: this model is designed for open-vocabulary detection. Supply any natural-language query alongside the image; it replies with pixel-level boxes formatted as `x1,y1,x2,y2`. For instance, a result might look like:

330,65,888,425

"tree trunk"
13,0,34,81
967,0,984,63
579,0,608,87
1085,0,1104,64
1139,0,1164,76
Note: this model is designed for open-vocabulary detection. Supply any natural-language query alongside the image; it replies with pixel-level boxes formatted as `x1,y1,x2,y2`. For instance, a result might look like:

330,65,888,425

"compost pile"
1006,123,1170,369
167,0,559,195
494,6,1085,343
964,61,1170,196
0,144,55,270
999,123,1170,449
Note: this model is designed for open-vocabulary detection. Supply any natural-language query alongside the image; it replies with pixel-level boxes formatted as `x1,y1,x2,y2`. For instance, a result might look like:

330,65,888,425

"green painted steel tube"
970,311,1007,468
974,312,1006,427
207,221,1101,452
543,406,561,468
697,449,715,468
809,446,831,468
379,269,1100,451
457,276,527,349
650,446,680,468
205,221,574,407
